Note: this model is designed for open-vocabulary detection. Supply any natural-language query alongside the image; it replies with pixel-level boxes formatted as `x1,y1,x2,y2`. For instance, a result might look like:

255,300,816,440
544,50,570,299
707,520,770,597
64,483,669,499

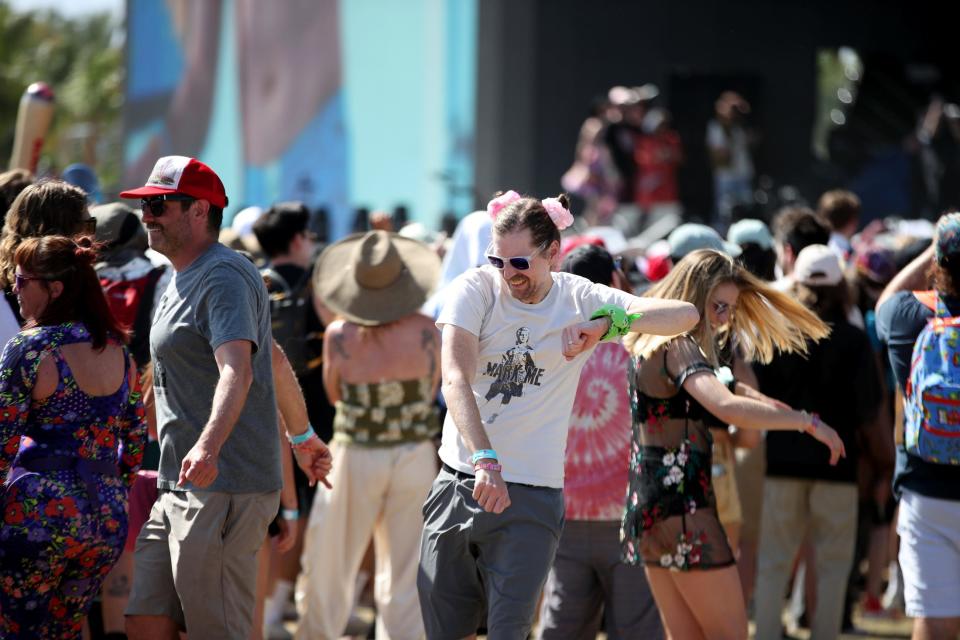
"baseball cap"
667,223,742,259
793,244,843,286
120,156,228,208
561,235,606,258
935,212,960,264
639,239,672,282
62,163,102,204
854,245,896,285
90,202,147,251
727,218,773,250
231,206,264,237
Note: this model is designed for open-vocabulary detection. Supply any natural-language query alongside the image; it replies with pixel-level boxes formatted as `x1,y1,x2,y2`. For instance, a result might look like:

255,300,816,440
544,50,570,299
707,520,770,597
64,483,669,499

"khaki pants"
296,441,435,640
735,444,765,544
753,478,857,640
126,489,280,637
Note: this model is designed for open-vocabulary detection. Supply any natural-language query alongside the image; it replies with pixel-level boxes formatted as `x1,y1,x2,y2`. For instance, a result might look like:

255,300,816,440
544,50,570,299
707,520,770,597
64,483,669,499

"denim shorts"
897,489,960,618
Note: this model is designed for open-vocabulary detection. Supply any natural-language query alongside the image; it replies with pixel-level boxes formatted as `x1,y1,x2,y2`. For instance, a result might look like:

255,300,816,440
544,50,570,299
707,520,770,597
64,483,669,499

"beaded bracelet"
590,304,644,341
799,410,821,433
474,462,503,473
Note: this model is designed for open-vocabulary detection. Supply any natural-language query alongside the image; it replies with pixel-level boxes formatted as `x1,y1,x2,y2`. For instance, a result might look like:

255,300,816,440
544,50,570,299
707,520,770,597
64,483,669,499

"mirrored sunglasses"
484,243,545,271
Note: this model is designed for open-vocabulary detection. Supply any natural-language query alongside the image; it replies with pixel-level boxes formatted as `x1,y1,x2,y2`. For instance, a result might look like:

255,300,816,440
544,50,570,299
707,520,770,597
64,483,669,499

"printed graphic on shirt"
482,327,545,423
154,359,166,390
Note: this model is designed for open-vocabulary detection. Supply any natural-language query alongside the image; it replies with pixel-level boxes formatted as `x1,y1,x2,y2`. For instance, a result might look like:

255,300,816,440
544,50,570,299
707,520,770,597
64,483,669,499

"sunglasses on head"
485,243,546,271
140,194,196,217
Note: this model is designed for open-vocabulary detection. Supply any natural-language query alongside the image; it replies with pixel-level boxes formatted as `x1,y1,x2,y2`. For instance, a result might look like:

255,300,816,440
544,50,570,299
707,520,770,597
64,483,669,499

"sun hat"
793,244,844,286
120,155,228,208
727,218,773,250
314,230,440,326
667,223,742,259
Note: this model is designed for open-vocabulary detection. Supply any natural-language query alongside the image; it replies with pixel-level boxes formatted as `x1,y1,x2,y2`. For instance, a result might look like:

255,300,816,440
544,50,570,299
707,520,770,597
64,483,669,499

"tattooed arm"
421,323,441,397
323,320,348,404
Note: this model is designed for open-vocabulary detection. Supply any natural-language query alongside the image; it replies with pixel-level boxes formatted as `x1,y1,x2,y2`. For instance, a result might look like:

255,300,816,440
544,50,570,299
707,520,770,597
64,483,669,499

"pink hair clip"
487,190,521,220
542,197,574,230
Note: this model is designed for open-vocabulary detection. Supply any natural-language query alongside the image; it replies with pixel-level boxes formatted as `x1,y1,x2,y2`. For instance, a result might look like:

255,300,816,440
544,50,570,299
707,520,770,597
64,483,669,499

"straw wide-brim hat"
314,230,440,326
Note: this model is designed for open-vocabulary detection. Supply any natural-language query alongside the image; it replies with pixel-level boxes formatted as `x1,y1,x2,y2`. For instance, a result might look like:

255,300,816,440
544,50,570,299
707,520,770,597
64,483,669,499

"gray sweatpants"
417,466,564,640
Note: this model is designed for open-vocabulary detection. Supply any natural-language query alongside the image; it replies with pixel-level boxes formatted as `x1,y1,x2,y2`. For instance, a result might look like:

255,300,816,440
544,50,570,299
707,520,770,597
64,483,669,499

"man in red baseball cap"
119,157,325,638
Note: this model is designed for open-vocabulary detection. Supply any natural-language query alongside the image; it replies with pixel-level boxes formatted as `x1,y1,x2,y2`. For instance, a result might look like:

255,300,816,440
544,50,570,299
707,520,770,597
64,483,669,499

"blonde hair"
627,249,829,365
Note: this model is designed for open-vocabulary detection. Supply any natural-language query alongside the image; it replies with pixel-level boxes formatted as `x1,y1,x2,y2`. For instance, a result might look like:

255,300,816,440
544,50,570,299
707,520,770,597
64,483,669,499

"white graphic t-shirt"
437,265,635,488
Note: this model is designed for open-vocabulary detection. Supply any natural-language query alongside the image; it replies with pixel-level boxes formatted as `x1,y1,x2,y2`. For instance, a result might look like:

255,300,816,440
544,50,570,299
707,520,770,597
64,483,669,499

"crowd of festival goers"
0,83,958,640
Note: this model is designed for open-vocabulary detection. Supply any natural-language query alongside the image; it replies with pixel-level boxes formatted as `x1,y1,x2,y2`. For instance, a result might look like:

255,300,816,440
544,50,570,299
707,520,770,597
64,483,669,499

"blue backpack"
905,291,960,465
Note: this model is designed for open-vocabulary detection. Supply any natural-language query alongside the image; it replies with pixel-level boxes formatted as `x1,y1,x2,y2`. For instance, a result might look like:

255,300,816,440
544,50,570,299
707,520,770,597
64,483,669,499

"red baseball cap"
120,156,228,208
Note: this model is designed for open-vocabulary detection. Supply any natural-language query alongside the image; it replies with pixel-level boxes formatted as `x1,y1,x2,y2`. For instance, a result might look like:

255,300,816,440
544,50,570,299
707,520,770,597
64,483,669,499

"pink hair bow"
542,197,574,230
487,190,521,220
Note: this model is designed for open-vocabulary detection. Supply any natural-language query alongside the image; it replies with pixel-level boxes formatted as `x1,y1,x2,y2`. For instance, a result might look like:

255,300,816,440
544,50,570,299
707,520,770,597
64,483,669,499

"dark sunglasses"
14,273,49,291
76,218,97,235
141,194,196,217
485,243,546,271
712,301,733,316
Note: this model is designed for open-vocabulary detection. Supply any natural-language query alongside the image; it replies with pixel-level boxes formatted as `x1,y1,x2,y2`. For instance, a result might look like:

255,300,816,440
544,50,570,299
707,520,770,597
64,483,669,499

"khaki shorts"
126,489,280,636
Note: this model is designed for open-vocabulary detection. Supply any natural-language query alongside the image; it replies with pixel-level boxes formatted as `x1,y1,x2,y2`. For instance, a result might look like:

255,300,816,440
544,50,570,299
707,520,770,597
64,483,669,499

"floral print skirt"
621,438,735,571
1,470,128,638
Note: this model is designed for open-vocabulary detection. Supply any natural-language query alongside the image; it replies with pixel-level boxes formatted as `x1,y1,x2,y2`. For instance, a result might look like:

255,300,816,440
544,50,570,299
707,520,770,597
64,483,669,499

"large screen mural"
124,0,476,239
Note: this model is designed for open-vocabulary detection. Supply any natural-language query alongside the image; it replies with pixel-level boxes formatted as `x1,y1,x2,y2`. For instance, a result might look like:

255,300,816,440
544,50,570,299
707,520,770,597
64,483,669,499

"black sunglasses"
14,273,49,291
712,301,733,316
76,218,97,236
141,194,196,217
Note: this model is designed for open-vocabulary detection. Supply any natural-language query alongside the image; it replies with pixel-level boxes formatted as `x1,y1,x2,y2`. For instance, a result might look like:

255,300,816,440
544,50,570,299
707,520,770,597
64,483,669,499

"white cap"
231,205,264,236
794,244,844,286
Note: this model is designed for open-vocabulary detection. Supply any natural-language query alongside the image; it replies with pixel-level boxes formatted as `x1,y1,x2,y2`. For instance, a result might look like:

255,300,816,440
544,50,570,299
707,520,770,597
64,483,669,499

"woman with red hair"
0,235,146,638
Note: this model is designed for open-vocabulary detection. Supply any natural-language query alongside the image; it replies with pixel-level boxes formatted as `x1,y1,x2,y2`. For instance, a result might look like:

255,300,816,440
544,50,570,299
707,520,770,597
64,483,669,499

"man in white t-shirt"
417,191,697,639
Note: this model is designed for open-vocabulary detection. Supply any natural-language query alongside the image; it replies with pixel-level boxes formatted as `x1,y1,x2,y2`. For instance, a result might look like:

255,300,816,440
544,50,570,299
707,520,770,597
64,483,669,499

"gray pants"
537,520,663,640
418,466,564,640
753,478,857,640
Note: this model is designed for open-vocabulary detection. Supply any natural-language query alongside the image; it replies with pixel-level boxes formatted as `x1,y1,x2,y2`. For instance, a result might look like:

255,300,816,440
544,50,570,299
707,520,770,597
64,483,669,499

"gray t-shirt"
151,242,281,493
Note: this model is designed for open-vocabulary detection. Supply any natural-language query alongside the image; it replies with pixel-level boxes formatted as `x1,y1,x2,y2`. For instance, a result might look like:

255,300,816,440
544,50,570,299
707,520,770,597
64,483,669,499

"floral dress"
0,323,146,638
621,336,735,571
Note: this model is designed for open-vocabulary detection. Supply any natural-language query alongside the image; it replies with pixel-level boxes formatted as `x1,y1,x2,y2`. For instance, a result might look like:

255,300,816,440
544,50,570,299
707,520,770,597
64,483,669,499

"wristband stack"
590,304,644,342
471,449,502,473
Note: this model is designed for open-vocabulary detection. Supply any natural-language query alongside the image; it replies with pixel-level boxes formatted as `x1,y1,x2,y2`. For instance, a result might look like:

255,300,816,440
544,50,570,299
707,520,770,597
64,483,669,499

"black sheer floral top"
620,336,736,571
